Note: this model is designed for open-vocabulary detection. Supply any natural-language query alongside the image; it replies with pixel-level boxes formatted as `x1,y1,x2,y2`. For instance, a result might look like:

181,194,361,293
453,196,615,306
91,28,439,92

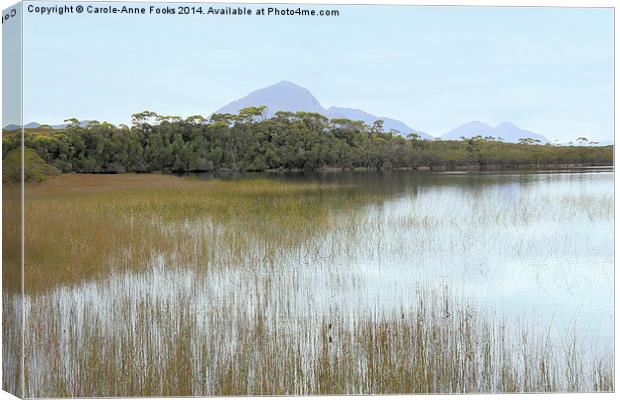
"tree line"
2,108,613,175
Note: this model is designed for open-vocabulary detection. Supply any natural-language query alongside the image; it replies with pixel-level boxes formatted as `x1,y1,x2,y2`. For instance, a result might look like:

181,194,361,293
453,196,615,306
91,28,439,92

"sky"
11,2,615,141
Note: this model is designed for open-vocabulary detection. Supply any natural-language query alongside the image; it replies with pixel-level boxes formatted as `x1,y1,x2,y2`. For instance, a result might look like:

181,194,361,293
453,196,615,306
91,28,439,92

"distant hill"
441,121,493,139
3,124,21,131
215,80,431,138
3,120,92,131
325,106,374,124
441,121,549,143
326,107,432,139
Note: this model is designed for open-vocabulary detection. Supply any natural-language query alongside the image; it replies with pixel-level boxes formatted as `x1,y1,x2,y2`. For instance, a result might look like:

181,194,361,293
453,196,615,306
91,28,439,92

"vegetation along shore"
2,108,612,182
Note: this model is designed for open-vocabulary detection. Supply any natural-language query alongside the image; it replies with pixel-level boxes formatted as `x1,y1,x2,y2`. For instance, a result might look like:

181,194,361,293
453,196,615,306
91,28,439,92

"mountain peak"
495,121,518,129
442,121,548,143
215,81,433,139
216,81,325,117
263,80,311,93
463,121,492,128
441,121,493,140
272,80,301,87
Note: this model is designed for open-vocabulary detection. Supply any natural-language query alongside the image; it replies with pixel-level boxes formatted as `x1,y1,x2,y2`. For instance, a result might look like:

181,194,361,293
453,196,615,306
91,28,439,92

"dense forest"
2,108,613,179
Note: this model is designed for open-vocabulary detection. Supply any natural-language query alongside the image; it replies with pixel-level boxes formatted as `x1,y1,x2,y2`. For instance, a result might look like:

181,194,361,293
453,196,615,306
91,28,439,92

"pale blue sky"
17,2,614,141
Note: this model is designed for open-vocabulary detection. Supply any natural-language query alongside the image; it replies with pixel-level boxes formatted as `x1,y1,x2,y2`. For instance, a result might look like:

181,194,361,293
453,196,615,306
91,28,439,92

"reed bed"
3,183,23,397
16,280,614,397
2,172,614,396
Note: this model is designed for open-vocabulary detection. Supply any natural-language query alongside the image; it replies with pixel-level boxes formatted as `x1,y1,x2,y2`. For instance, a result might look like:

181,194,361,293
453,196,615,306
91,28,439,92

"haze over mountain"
216,80,432,139
442,121,549,143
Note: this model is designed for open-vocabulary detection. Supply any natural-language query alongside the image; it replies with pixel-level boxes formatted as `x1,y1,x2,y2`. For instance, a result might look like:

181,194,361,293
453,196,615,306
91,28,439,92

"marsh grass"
2,183,23,396
15,174,363,291
18,281,613,397
2,172,614,396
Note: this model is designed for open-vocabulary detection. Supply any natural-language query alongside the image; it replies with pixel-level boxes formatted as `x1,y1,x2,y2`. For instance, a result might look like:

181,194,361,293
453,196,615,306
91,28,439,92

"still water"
17,168,614,395
262,168,614,354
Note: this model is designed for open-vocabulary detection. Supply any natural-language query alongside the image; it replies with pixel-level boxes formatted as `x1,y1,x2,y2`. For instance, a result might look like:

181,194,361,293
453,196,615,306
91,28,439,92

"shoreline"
266,163,614,173
7,164,612,186
75,163,616,175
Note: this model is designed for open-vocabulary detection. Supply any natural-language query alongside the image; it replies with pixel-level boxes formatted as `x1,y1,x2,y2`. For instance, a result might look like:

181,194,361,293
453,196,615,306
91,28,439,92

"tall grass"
3,182,23,397
16,174,363,291
2,172,614,396
18,278,613,397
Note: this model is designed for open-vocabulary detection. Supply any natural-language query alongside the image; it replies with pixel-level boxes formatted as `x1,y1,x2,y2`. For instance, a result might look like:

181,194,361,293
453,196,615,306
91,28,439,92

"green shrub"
3,148,60,183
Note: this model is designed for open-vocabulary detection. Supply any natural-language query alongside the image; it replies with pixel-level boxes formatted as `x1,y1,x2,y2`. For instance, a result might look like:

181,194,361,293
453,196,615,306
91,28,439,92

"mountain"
326,106,375,124
3,120,93,130
441,121,493,140
492,122,549,143
3,122,44,130
442,121,549,143
216,80,326,117
215,81,432,138
3,124,21,131
326,107,433,139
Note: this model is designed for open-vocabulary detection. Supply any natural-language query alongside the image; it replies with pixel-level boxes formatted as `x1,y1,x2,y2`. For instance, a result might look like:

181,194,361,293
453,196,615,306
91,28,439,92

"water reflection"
19,168,615,395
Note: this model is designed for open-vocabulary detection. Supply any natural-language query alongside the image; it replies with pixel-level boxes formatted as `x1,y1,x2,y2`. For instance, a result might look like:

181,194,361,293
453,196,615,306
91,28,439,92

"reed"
2,172,613,396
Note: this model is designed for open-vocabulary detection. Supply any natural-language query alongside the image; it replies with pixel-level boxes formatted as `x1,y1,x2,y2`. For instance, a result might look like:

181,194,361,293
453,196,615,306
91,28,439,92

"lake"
3,168,614,396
